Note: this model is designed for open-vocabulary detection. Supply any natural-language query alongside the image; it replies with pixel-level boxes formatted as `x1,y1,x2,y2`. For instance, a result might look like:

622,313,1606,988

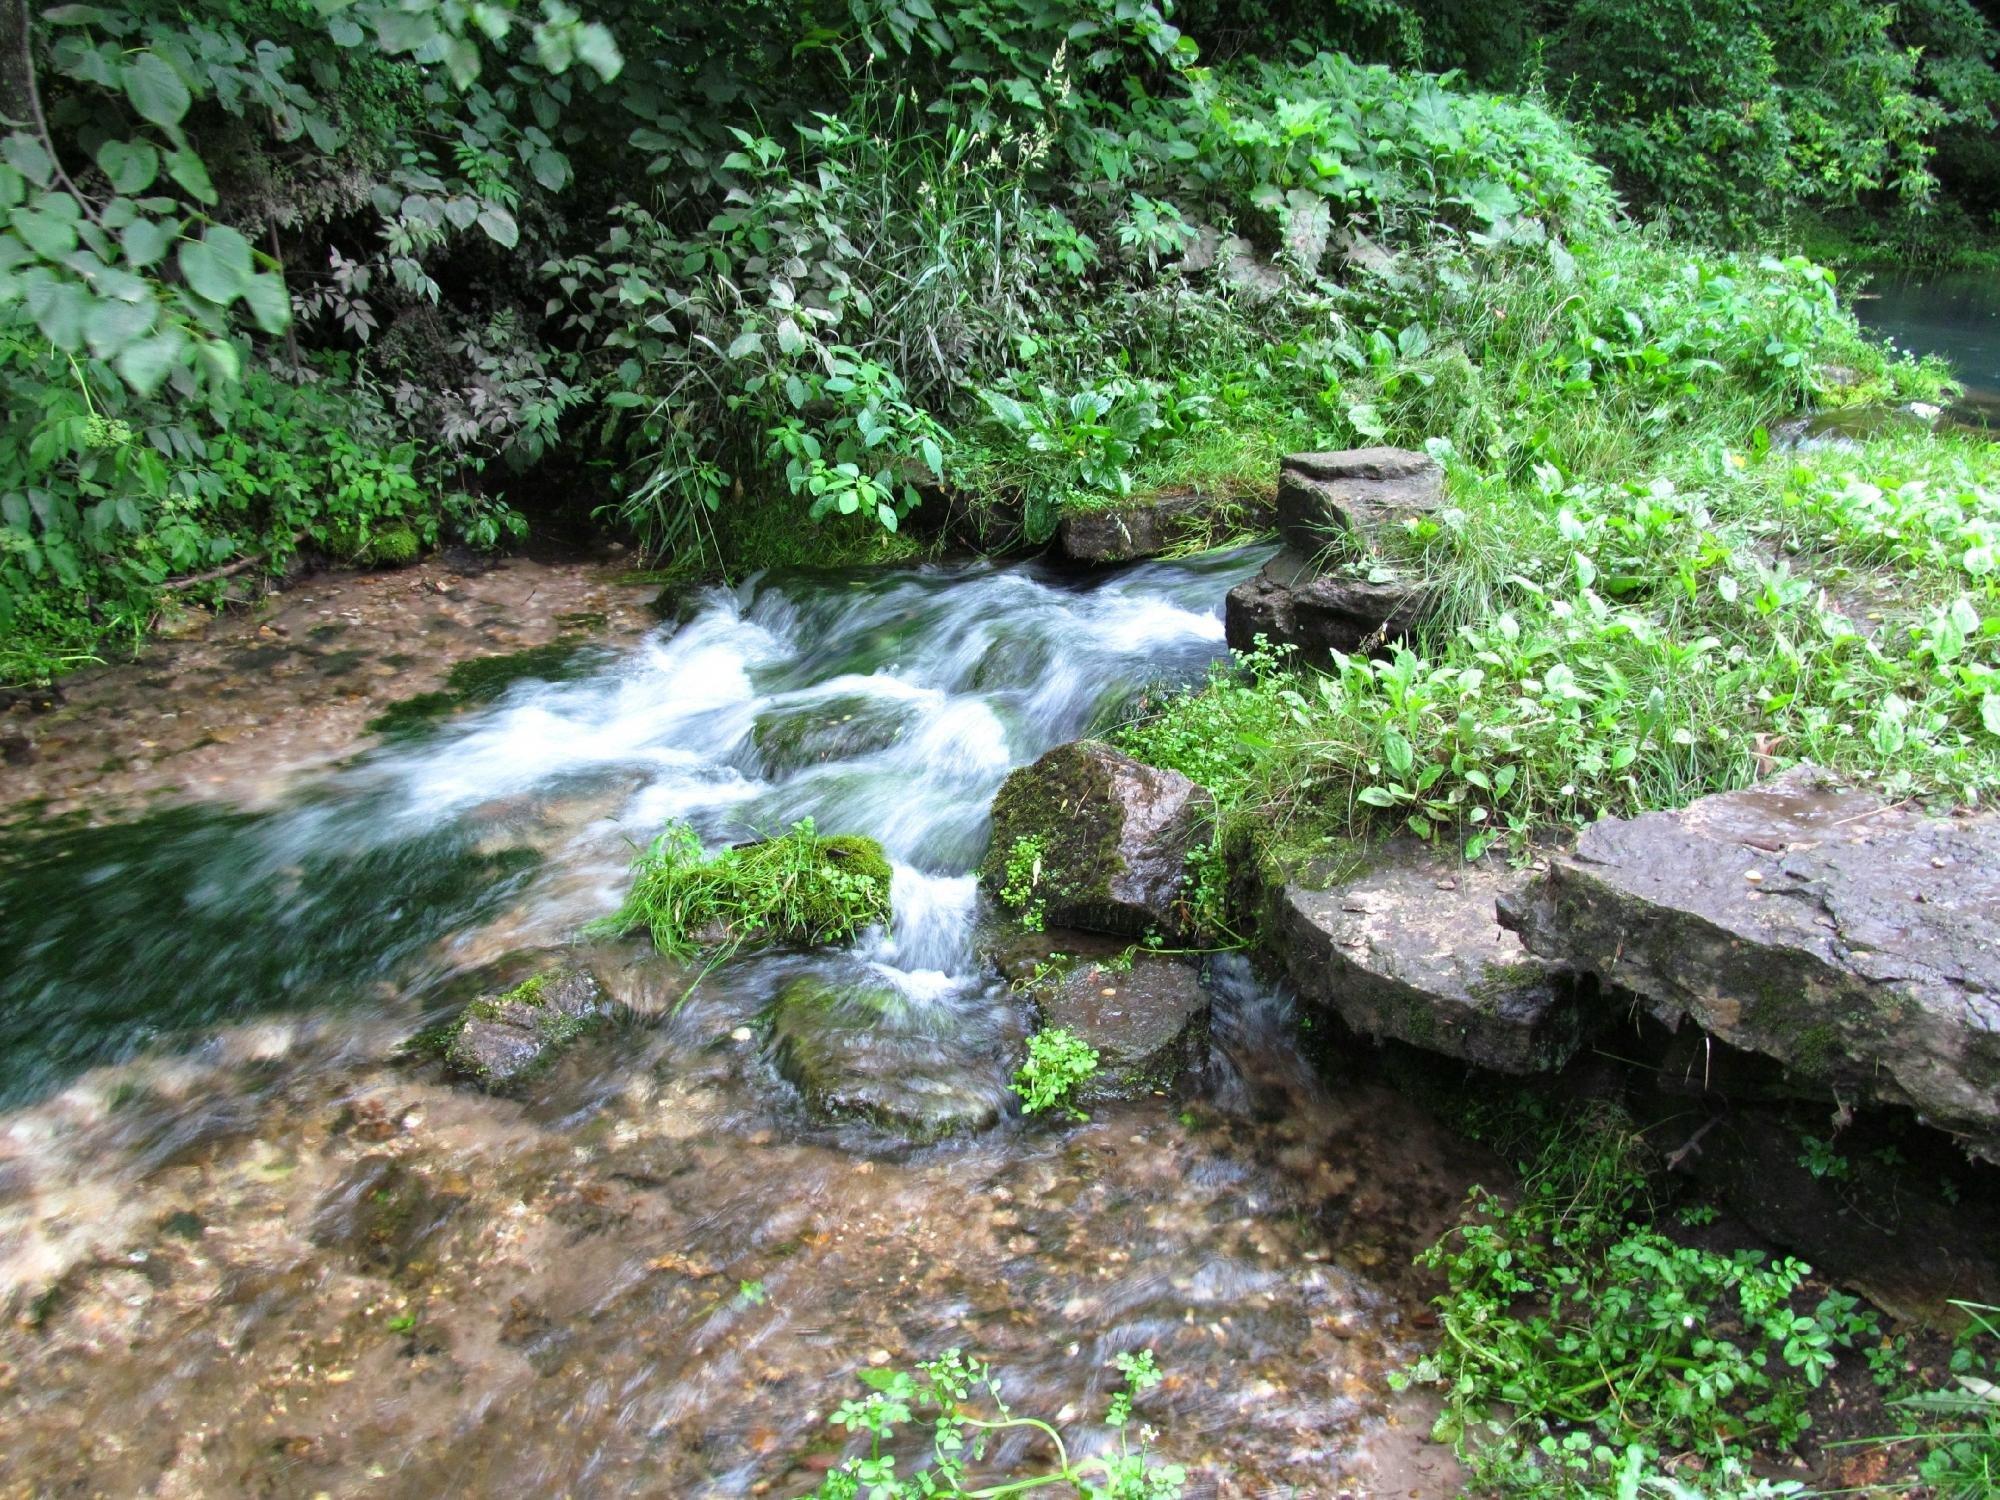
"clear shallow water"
0,545,1478,1497
1860,269,2000,425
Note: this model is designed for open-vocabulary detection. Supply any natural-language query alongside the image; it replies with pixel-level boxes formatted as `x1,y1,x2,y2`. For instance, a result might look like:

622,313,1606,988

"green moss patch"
367,640,600,737
594,818,893,961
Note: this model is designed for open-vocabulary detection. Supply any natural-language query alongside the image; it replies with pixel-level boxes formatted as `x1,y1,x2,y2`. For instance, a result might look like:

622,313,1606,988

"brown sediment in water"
0,979,1478,1498
0,556,659,824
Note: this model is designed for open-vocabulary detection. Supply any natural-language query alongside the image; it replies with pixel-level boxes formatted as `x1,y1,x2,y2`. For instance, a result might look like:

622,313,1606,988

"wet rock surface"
764,976,1016,1139
439,964,621,1091
1225,548,1434,661
981,740,1212,939
1275,447,1444,556
1275,847,1579,1073
1032,956,1211,1100
1056,487,1273,564
749,692,913,770
1501,765,2000,1158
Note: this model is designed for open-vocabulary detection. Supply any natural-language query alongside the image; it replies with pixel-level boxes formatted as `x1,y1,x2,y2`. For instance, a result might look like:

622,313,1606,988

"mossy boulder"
1500,765,2000,1161
750,694,913,772
764,977,1011,1140
1029,955,1211,1102
1272,843,1578,1073
421,964,620,1091
980,740,1212,940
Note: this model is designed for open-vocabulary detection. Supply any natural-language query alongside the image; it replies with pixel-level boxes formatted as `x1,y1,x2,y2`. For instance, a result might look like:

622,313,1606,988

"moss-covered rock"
764,977,1011,1140
415,963,620,1091
750,694,913,772
980,740,1212,940
600,822,893,960
367,640,602,737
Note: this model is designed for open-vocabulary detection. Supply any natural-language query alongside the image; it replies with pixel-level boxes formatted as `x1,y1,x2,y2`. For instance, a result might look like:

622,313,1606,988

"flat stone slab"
1276,447,1443,556
1275,847,1576,1072
1056,489,1272,564
1225,548,1432,661
1033,956,1210,1101
766,978,1010,1140
1500,765,2000,1158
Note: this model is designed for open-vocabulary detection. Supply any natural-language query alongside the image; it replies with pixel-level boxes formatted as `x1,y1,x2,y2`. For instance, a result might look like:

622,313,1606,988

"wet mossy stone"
1030,956,1210,1102
1500,764,2000,1162
420,964,620,1092
764,977,1009,1140
750,694,912,772
367,640,601,738
980,740,1212,940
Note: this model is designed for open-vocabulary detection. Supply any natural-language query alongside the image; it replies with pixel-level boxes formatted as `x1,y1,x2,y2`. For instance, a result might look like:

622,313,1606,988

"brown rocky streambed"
0,543,1484,1498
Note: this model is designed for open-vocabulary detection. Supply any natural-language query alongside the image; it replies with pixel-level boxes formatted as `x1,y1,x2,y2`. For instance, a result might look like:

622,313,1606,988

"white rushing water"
0,545,1271,1101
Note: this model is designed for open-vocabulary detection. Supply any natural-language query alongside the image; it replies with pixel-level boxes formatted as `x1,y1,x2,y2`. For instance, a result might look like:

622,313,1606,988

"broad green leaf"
3,133,54,189
530,148,569,191
27,275,88,347
1982,695,2000,738
121,52,192,130
85,294,158,358
572,22,623,81
115,326,190,395
374,10,439,53
241,270,292,333
443,36,481,88
167,147,216,205
97,139,159,194
327,16,363,47
14,206,78,260
475,205,518,248
120,216,172,268
178,225,254,304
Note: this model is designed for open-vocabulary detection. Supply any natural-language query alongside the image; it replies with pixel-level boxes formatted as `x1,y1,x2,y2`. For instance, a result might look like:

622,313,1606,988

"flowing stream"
0,548,1478,1496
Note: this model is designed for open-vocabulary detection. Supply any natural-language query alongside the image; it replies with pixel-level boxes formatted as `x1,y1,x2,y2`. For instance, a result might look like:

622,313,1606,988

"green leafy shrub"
1011,1027,1099,1120
596,818,892,961
809,1346,1183,1499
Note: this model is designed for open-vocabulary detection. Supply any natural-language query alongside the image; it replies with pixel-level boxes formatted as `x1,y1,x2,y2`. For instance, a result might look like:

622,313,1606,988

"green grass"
1112,424,2000,876
594,817,893,961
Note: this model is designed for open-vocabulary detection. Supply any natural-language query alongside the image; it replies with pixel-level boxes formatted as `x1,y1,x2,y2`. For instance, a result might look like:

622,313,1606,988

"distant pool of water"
1859,268,2000,427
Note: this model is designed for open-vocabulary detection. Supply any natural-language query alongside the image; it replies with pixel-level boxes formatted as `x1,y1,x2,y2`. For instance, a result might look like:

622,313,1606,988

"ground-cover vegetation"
594,817,892,961
1117,423,2000,878
807,1346,1184,1498
7,0,1994,684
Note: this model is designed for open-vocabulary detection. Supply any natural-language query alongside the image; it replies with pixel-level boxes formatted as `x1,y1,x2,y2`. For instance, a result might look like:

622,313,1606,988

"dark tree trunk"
1,0,33,132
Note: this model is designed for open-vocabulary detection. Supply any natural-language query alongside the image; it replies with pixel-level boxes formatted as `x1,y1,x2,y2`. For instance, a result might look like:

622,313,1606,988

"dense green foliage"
1115,275,1996,868
9,0,1993,682
1394,1103,1881,1498
595,817,892,960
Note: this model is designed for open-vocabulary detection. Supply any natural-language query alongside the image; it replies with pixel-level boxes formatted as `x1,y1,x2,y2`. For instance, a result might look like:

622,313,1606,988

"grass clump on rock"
597,818,892,961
